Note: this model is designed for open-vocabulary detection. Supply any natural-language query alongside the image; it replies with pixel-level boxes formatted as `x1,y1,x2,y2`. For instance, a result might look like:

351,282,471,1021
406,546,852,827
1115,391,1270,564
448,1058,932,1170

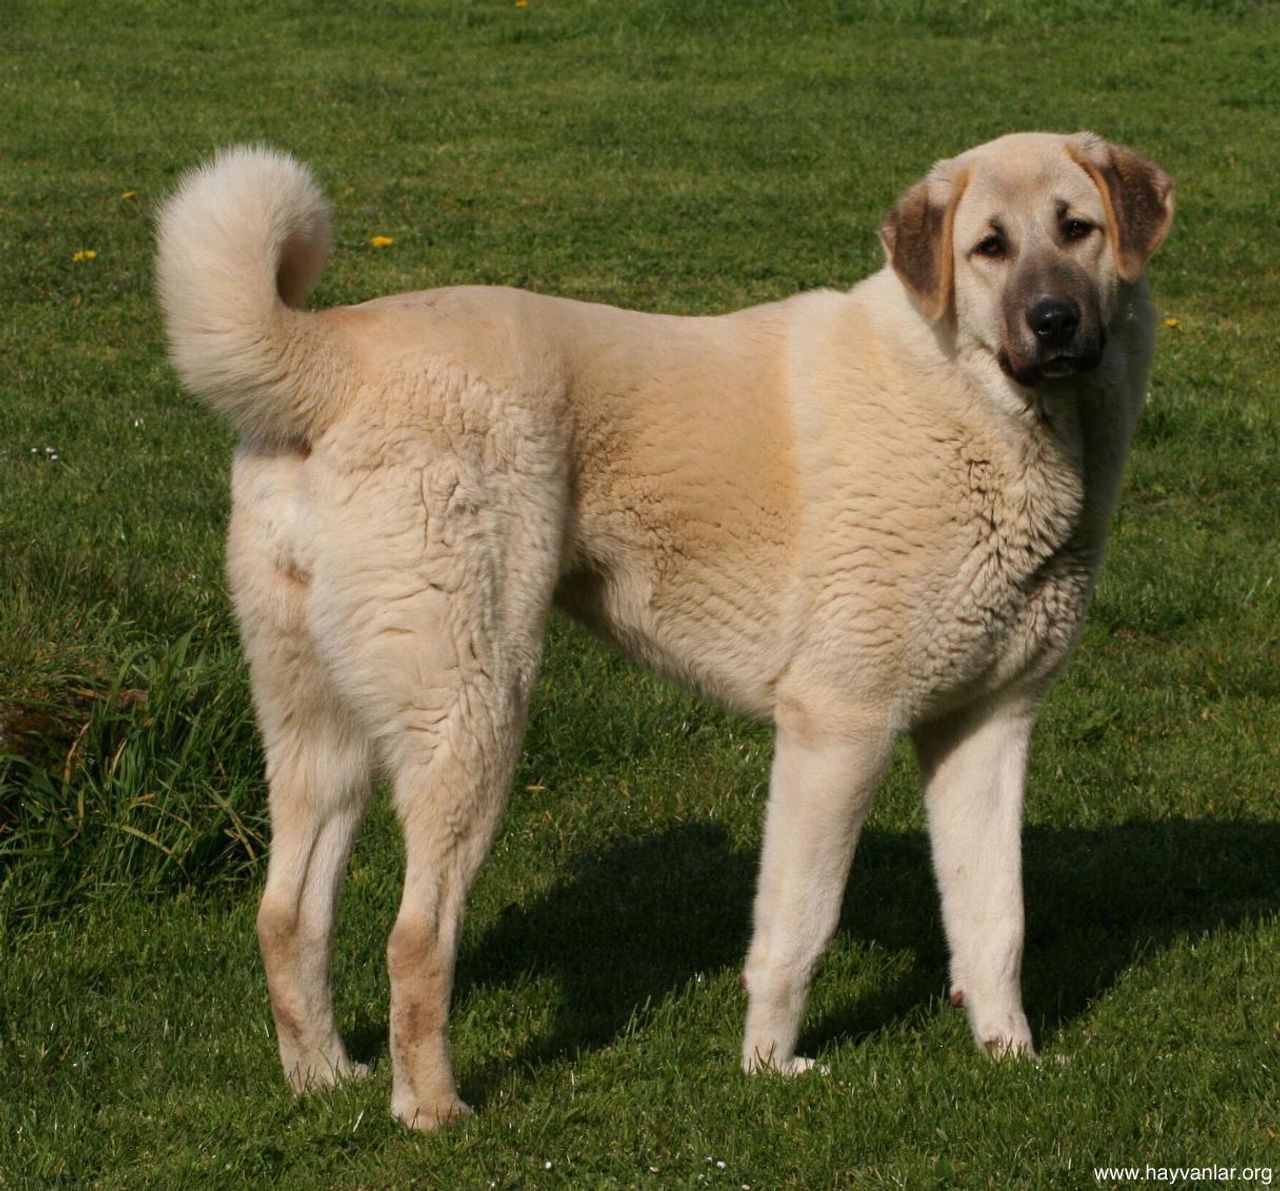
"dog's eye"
973,234,1006,260
1063,219,1094,242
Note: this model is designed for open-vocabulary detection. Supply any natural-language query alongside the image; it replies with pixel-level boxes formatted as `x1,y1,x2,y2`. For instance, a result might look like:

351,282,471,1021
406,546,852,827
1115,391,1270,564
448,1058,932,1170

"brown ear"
880,166,968,322
1068,133,1174,282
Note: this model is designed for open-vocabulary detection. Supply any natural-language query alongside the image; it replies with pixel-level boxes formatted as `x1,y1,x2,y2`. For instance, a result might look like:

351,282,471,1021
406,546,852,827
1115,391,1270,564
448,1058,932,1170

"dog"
156,131,1172,1129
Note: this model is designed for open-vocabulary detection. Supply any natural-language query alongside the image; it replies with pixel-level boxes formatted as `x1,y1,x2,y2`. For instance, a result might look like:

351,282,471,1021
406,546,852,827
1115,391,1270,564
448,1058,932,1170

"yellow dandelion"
369,235,395,248
121,189,137,200
515,0,528,7
72,249,97,263
1163,316,1181,328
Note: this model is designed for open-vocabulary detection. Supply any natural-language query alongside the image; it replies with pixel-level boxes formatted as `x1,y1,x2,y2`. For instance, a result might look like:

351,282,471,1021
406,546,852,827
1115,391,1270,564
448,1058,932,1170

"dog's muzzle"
999,298,1105,387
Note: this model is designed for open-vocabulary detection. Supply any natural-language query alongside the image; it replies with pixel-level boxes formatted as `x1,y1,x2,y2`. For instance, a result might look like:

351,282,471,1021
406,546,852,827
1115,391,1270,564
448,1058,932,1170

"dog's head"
880,132,1173,388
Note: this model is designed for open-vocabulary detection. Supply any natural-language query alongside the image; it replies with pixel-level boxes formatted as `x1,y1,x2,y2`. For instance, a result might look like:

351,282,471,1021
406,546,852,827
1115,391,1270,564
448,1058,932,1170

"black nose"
1026,299,1080,347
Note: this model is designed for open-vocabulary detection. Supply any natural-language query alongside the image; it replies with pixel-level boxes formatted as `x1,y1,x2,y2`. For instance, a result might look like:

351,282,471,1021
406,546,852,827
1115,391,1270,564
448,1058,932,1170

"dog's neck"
952,282,1154,577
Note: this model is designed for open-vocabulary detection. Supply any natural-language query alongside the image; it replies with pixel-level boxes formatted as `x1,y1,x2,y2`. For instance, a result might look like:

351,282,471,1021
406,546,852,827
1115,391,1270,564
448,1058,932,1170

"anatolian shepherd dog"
157,131,1173,1129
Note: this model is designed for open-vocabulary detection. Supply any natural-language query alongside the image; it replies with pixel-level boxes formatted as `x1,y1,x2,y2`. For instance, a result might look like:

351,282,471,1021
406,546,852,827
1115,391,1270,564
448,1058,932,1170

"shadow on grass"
345,817,1280,1103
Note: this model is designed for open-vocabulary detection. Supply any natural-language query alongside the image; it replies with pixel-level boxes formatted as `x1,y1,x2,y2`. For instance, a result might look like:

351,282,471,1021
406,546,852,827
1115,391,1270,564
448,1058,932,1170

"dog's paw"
969,1004,1035,1061
286,1053,371,1093
781,1055,830,1077
743,1051,829,1077
393,1095,473,1132
980,1032,1036,1061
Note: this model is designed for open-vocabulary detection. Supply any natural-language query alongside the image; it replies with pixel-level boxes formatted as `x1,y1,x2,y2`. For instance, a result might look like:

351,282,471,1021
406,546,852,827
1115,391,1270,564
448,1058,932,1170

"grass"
1,0,1278,1185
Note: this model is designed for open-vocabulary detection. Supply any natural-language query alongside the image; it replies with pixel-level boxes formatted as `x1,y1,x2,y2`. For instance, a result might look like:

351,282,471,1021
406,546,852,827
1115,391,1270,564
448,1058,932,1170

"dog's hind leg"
254,696,373,1091
229,447,375,1092
381,680,535,1130
377,546,557,1128
742,700,896,1075
914,697,1037,1059
309,443,564,1129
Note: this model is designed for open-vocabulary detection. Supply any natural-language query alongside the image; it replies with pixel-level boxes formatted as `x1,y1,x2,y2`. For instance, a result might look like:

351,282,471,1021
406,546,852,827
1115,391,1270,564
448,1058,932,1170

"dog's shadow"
346,817,1279,1101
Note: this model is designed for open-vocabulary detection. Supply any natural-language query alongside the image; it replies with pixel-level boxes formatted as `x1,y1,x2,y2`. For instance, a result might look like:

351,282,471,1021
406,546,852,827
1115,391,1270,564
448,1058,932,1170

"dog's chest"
913,436,1097,709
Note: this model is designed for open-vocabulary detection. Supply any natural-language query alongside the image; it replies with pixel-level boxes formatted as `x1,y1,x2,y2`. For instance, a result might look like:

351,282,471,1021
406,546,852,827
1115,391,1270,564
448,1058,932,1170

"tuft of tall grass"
0,629,264,931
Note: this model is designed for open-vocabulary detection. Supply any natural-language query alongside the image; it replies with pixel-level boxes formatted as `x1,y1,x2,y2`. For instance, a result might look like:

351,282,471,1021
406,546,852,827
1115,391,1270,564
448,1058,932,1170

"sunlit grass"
1,0,1277,1184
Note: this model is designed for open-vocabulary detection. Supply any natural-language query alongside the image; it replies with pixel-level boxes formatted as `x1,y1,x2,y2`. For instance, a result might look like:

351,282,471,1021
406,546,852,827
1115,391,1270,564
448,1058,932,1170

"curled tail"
156,146,348,445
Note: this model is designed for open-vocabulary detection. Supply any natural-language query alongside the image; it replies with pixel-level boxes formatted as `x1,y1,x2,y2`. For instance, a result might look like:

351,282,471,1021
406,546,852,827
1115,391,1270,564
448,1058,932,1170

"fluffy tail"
156,146,348,445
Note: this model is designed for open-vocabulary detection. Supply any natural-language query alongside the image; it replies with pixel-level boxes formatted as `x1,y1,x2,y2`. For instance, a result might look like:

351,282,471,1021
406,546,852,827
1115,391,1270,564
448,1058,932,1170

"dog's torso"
270,267,1151,735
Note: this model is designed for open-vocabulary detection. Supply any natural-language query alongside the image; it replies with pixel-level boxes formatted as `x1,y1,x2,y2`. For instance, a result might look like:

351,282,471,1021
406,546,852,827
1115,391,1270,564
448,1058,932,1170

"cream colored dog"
156,131,1172,1129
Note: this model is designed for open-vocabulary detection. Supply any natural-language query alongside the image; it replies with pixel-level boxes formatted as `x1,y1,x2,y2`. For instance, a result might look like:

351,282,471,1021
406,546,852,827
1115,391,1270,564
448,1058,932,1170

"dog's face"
881,132,1173,388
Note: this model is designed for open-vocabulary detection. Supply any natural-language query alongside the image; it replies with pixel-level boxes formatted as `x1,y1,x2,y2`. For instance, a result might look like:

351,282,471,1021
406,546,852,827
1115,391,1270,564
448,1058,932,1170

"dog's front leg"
742,711,895,1074
914,696,1038,1058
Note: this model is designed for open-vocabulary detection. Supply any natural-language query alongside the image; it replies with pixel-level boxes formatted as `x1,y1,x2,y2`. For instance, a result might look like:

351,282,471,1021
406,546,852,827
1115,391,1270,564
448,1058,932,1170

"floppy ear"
879,166,969,322
1068,133,1174,282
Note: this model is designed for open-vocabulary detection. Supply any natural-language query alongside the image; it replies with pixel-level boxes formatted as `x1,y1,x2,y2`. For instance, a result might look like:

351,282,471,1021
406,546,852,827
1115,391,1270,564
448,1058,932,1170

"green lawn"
2,1,1278,1186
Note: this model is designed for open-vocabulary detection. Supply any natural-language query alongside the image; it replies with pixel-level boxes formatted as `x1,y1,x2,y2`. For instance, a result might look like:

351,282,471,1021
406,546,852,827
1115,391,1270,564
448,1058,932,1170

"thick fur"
156,132,1172,1129
155,145,342,445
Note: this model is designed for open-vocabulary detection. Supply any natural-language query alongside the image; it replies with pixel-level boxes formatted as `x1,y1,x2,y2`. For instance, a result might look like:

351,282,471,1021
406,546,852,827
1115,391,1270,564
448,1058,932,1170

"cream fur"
156,132,1172,1129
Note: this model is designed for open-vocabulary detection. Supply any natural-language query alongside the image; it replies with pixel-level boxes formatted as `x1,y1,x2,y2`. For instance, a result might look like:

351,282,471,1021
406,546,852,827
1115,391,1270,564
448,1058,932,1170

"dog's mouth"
997,334,1106,388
